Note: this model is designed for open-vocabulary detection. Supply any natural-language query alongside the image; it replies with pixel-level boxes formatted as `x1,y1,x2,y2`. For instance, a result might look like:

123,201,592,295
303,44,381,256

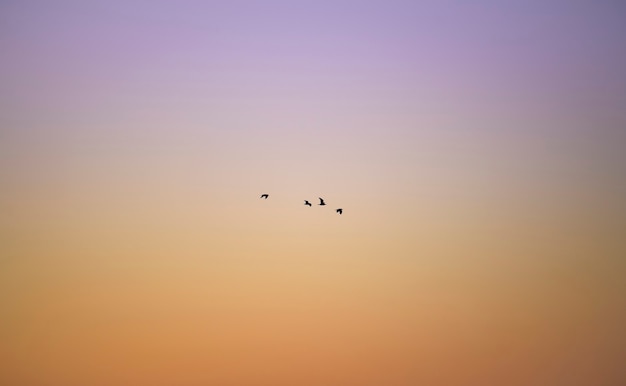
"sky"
1,1,626,385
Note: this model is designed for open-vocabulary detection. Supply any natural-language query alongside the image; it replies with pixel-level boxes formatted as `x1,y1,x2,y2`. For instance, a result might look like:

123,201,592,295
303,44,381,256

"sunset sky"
1,1,626,385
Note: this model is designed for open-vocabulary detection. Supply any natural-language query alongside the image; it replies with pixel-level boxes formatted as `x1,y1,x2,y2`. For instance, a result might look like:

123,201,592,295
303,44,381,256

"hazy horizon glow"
2,1,626,385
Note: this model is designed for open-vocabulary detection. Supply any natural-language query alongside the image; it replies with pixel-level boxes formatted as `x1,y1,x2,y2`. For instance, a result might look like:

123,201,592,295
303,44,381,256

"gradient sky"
2,1,626,385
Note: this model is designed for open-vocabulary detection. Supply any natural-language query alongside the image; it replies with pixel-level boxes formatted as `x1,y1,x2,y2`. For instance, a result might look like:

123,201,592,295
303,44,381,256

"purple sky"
2,2,626,384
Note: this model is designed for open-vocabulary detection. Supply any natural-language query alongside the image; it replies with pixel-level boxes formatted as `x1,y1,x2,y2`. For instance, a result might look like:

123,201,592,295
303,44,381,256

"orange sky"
2,1,626,385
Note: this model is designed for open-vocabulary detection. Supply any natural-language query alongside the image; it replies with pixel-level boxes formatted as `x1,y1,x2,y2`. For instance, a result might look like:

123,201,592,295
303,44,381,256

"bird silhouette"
304,200,312,207
260,194,269,199
336,208,343,215
318,197,326,206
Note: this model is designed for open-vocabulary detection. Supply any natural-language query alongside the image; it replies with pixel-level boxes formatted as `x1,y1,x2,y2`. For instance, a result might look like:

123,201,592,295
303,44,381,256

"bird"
318,197,326,206
260,194,269,199
304,200,312,207
336,208,343,215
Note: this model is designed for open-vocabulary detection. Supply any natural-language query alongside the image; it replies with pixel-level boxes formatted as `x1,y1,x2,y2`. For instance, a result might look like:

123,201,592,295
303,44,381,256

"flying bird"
260,194,269,199
304,200,312,207
336,208,343,215
318,197,326,206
